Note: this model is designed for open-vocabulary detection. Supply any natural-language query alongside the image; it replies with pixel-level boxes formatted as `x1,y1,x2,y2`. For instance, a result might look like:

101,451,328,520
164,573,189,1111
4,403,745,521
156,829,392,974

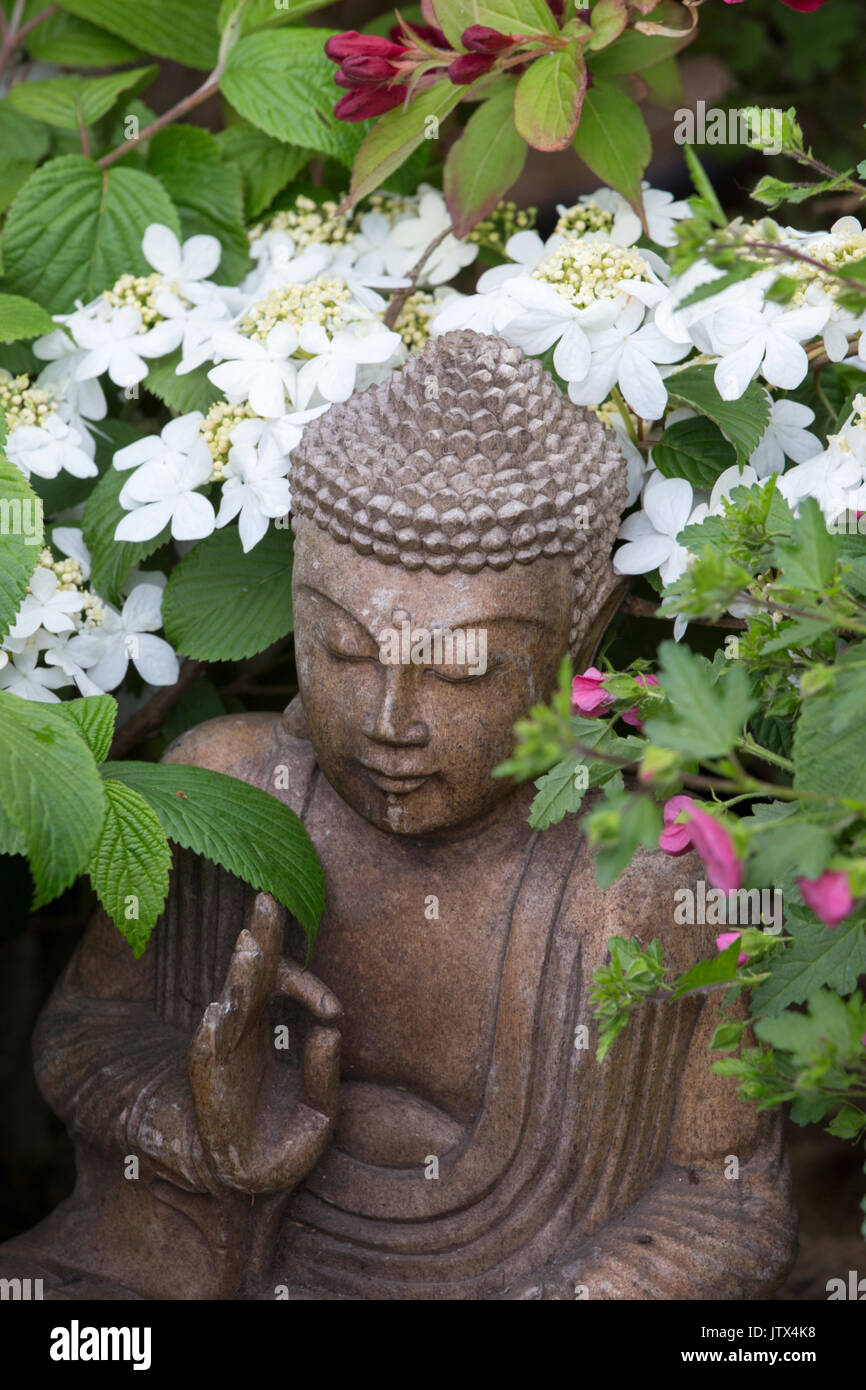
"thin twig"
109,659,206,758
15,4,58,45
98,73,222,169
620,594,746,631
384,226,452,329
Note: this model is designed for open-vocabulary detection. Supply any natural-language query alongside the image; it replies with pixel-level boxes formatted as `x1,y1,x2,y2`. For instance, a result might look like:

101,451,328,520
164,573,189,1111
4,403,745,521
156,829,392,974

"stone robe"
0,710,797,1300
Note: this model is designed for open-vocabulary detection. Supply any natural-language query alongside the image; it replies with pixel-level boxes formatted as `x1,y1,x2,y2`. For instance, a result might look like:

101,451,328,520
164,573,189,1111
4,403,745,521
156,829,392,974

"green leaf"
529,755,585,830
5,67,158,132
594,794,661,889
161,676,225,743
82,421,168,605
148,126,250,285
87,780,171,958
671,937,742,999
218,122,310,219
793,647,866,804
1,156,180,313
221,29,365,168
0,162,35,217
773,497,836,591
347,81,466,208
665,364,771,467
0,692,107,909
587,27,689,76
0,452,43,641
21,9,143,66
219,0,334,32
644,641,756,760
752,919,866,1016
651,416,736,488
145,350,221,417
443,86,526,238
57,693,118,762
683,144,725,227
59,0,219,69
572,79,649,213
514,45,586,153
825,1104,866,1141
710,1020,745,1050
101,760,325,946
162,525,293,662
0,292,55,343
745,820,834,888
0,102,51,164
429,0,558,48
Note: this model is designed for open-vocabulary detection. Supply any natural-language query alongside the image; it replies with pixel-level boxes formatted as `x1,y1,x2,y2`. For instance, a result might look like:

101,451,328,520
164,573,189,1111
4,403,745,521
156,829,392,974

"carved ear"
281,692,311,740
573,575,631,670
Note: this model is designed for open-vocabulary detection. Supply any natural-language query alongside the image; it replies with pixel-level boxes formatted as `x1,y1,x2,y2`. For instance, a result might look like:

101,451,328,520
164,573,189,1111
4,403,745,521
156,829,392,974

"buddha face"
292,517,573,837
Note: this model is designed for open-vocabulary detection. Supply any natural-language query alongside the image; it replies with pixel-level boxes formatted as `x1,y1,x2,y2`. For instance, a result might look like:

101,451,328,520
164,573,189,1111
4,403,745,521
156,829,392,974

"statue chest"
304,818,529,1126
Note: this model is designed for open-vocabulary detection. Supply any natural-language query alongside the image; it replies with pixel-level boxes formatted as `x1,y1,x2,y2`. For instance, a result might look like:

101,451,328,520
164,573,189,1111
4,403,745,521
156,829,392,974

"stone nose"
361,665,429,746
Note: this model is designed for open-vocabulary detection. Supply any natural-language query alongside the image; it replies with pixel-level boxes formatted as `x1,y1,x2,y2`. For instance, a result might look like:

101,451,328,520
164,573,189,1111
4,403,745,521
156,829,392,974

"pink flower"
716,931,751,966
797,870,854,928
622,672,660,731
659,795,696,856
571,666,613,716
659,796,743,891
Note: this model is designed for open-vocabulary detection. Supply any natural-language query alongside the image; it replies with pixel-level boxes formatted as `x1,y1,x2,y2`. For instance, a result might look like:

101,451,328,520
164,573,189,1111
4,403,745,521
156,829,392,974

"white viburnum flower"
749,398,821,478
51,526,92,580
613,474,708,586
142,224,223,302
5,413,97,481
387,188,478,286
568,299,690,421
9,567,86,639
32,329,107,421
0,638,71,702
711,289,829,400
72,304,183,388
216,435,293,552
114,413,215,543
208,323,299,418
295,323,402,408
777,433,864,521
562,183,691,249
475,229,563,293
64,581,179,691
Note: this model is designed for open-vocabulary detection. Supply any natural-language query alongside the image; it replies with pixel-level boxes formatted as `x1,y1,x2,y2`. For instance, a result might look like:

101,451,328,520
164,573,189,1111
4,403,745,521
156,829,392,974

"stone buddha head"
290,329,626,837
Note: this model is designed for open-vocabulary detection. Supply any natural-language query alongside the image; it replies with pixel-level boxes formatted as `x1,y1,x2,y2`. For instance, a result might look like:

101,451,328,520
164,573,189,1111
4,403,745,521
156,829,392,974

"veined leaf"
58,0,219,69
5,67,158,132
514,45,587,152
0,451,43,641
101,760,326,946
444,85,526,237
0,293,56,343
573,79,649,213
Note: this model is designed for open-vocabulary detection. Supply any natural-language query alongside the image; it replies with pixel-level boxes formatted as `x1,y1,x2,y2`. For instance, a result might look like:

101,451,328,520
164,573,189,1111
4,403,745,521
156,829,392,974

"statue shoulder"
162,707,318,816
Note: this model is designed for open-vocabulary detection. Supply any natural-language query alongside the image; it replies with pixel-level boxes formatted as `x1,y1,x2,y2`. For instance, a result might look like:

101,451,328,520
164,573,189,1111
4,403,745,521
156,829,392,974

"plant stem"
737,736,795,773
109,659,206,758
98,71,222,169
0,0,26,85
610,386,639,445
383,226,452,330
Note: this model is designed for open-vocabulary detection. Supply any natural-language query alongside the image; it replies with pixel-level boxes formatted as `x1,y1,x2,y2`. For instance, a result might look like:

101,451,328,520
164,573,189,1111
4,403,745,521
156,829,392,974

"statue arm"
33,904,220,1193
505,990,797,1300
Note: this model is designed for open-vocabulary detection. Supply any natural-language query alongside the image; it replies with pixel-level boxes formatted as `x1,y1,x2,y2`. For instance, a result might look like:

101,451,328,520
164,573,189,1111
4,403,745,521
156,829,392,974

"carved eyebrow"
298,585,556,637
297,584,378,641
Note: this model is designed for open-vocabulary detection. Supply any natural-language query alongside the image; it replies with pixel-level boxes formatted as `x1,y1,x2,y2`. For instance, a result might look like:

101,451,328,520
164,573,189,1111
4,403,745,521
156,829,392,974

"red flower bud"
334,86,408,121
548,0,565,19
448,52,496,84
461,25,514,53
325,30,407,62
389,21,448,48
335,55,400,89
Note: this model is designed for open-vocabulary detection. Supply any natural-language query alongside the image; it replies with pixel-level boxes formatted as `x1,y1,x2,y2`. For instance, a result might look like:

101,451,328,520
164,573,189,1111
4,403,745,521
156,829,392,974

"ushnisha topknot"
290,329,627,653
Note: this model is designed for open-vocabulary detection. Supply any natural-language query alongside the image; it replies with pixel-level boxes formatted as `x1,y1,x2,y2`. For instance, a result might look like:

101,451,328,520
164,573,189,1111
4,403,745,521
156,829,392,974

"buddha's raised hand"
187,892,342,1194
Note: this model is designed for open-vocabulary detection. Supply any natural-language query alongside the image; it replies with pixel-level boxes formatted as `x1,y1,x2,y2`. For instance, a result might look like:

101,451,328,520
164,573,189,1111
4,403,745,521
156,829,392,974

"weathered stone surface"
0,332,796,1299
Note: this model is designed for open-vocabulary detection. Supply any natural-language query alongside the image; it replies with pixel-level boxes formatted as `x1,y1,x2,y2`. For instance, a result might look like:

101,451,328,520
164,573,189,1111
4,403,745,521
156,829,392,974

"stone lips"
289,329,627,653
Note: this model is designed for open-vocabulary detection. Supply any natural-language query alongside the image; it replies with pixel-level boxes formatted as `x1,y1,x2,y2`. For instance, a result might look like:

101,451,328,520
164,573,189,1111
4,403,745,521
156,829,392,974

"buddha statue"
0,331,796,1300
